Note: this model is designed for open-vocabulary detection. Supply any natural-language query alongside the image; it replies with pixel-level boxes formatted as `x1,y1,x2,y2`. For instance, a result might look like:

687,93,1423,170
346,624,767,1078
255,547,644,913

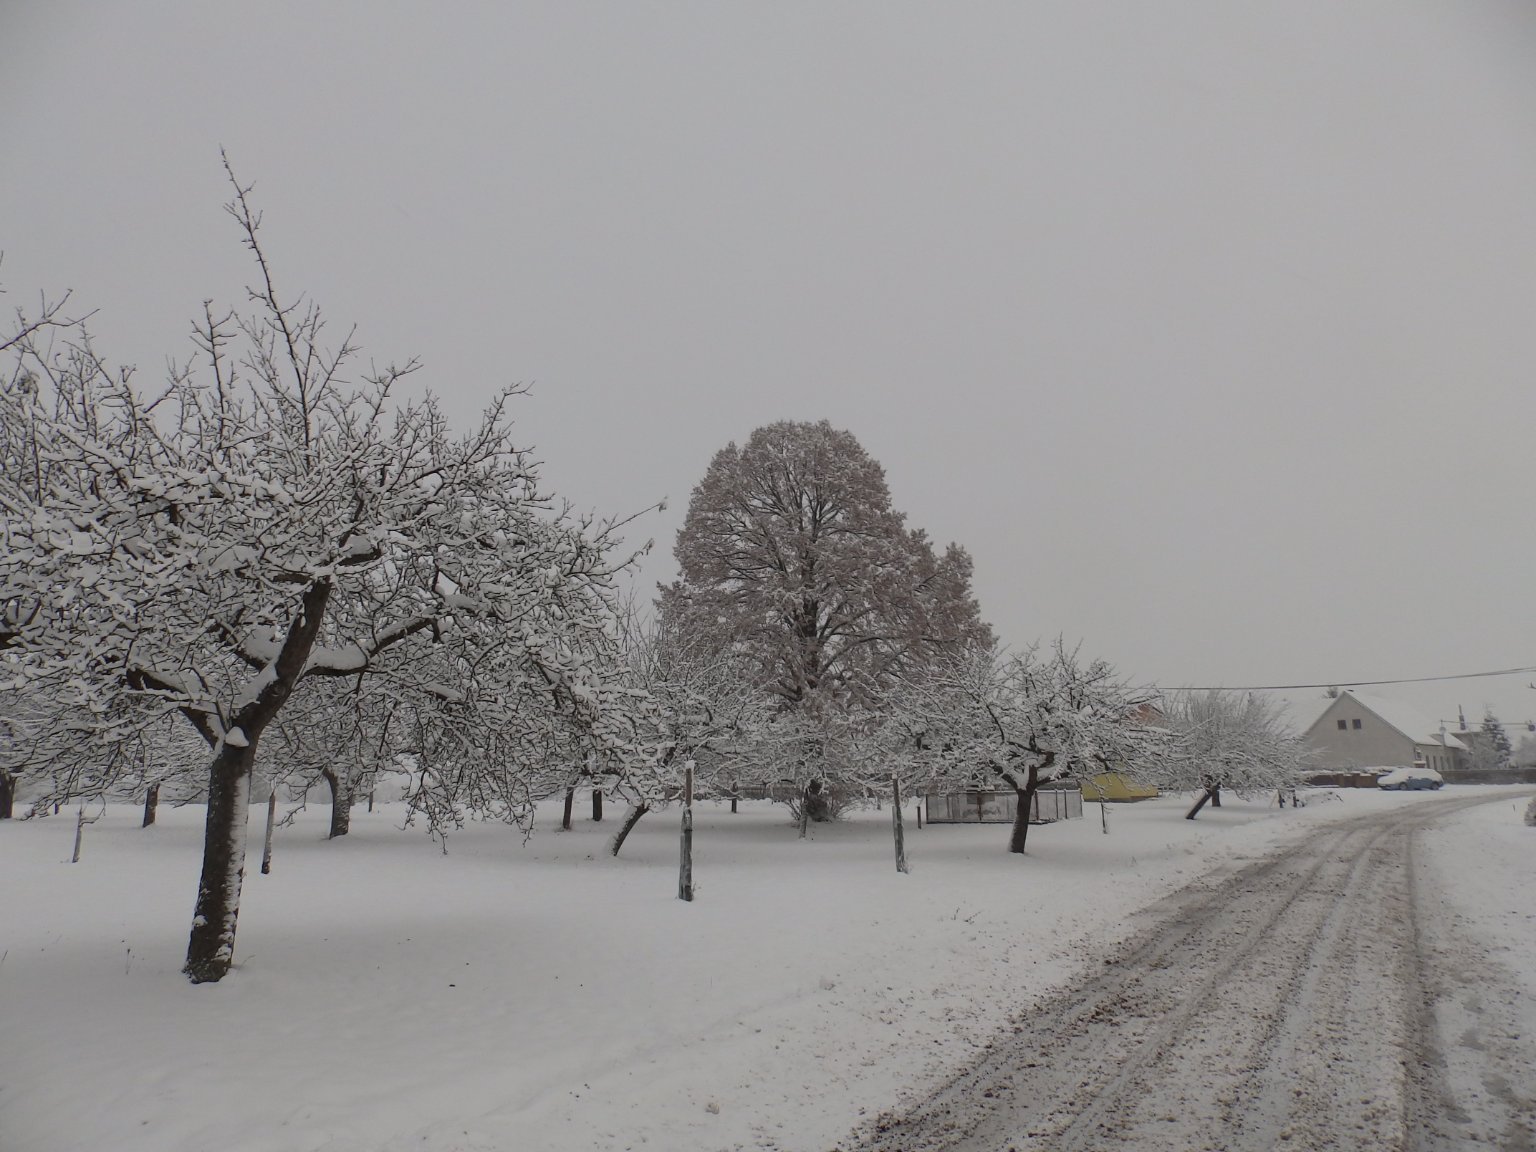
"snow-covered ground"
1,785,1531,1152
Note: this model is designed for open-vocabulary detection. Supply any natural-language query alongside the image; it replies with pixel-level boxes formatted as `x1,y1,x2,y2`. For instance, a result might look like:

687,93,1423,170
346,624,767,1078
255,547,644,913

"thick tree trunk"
0,772,14,820
142,783,160,828
591,787,603,822
561,786,575,831
803,779,832,822
891,776,908,874
610,803,649,856
184,741,257,983
1007,766,1041,855
1186,786,1220,820
323,769,353,839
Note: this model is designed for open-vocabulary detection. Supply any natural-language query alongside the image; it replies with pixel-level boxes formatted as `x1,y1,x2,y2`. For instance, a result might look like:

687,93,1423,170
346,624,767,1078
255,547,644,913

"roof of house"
1305,690,1469,751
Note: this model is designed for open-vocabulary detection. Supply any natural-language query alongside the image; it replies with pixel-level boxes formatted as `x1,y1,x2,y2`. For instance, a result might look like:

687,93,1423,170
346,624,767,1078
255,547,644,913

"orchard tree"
660,420,992,714
264,672,406,838
1154,690,1308,818
607,609,770,855
0,166,646,982
908,640,1165,854
0,686,205,820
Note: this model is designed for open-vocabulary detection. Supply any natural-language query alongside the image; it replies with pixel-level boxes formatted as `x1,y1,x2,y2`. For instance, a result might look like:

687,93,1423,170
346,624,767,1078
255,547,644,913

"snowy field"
1,785,1531,1152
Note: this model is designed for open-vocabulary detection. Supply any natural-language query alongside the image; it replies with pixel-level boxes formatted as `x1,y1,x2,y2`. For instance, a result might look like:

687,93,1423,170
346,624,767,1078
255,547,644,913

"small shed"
924,784,1083,825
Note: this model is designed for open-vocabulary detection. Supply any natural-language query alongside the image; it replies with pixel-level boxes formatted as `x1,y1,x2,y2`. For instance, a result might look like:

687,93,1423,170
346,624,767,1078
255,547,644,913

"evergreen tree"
1478,710,1513,770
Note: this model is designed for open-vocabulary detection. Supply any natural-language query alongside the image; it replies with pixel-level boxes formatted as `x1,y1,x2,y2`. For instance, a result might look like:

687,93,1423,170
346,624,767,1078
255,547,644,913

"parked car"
1377,767,1444,791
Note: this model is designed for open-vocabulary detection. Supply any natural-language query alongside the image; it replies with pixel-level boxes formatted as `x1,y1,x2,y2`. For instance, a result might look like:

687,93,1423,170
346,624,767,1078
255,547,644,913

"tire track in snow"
839,793,1525,1152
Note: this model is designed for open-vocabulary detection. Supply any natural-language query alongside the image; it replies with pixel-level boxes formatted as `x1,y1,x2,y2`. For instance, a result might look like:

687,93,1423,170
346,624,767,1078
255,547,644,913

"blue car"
1377,768,1444,791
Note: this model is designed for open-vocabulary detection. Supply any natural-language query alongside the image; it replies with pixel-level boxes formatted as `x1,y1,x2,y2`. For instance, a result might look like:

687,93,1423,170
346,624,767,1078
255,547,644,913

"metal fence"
924,785,1083,825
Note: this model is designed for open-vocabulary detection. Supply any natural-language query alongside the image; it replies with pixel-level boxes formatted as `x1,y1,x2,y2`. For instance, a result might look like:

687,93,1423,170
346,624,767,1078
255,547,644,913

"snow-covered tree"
659,420,992,714
262,671,408,838
598,609,769,853
1153,690,1308,819
906,640,1166,853
1473,710,1513,772
1514,732,1536,769
0,167,645,982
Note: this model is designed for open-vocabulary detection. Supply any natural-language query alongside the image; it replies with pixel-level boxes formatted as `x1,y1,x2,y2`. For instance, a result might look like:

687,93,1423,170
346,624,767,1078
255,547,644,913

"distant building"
1299,690,1466,774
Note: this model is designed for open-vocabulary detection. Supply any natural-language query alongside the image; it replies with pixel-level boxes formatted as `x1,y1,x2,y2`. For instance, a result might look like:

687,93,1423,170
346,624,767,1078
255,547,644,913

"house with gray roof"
1299,690,1467,774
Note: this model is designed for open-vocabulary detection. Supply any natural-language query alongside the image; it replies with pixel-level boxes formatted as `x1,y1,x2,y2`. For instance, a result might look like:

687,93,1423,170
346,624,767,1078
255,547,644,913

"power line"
1157,664,1536,693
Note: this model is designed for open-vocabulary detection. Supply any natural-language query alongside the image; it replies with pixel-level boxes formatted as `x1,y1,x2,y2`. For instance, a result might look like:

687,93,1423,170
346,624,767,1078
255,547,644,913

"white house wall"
1303,696,1417,769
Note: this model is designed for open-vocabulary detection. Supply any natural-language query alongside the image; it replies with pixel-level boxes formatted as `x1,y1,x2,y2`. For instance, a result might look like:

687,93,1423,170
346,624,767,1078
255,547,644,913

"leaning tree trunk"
1006,763,1042,855
323,769,354,839
142,783,160,828
610,803,649,856
1186,785,1221,820
184,740,258,984
0,772,14,820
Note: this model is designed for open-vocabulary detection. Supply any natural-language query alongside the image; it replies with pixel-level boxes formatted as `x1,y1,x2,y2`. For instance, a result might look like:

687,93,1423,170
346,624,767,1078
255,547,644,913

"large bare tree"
660,420,992,715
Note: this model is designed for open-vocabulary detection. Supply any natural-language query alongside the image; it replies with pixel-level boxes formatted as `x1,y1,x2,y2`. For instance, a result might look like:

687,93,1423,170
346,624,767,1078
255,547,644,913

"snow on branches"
0,166,648,981
1153,690,1309,819
903,640,1167,853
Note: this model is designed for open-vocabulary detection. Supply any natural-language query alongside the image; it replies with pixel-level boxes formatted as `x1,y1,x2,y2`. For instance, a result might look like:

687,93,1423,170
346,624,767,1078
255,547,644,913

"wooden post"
561,786,575,831
678,759,695,901
891,775,908,874
261,789,277,875
368,789,375,813
71,805,87,863
592,787,604,822
916,800,922,829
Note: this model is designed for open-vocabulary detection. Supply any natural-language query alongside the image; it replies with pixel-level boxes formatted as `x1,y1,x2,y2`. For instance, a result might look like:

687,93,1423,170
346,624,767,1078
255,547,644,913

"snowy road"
844,793,1536,1152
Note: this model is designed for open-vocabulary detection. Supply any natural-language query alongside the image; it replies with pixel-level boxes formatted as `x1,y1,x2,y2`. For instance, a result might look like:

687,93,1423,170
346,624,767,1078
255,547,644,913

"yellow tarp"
1081,772,1159,801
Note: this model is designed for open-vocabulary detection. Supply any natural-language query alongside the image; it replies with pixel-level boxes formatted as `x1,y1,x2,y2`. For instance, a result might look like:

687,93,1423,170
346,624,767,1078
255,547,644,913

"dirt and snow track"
845,794,1536,1152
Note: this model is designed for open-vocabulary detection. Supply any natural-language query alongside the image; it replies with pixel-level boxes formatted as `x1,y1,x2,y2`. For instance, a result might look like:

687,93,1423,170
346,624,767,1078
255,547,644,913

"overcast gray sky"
4,1,1535,730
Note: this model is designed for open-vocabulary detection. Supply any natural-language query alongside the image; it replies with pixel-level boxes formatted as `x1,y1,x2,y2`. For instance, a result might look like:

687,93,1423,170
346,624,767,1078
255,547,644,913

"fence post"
678,760,695,901
261,789,277,874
